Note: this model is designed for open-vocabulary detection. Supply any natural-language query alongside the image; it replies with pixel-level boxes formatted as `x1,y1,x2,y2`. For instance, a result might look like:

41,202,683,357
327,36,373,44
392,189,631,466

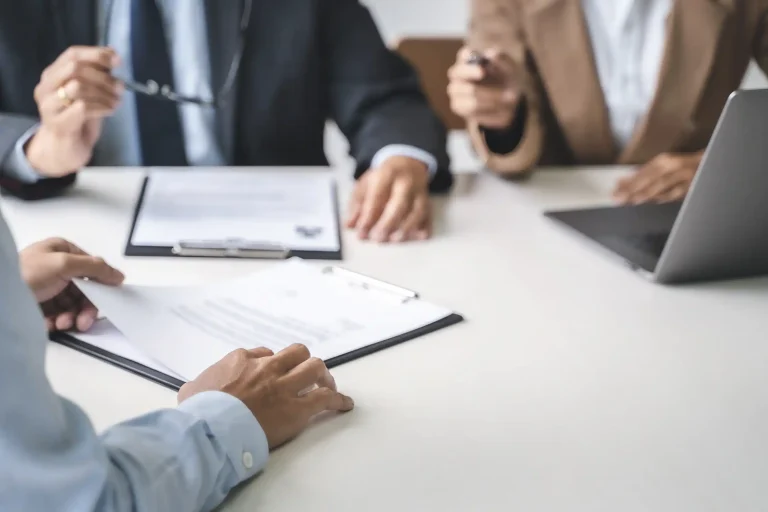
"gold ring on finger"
57,86,73,107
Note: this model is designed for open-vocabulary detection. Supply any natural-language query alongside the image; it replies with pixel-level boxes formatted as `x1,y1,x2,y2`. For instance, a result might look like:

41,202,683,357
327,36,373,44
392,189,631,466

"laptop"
545,89,768,284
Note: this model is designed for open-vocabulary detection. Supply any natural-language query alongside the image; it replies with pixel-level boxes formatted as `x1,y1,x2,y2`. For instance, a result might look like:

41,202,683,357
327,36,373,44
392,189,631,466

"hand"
26,46,124,177
178,344,355,449
613,151,704,205
346,156,432,243
19,238,125,332
448,47,522,130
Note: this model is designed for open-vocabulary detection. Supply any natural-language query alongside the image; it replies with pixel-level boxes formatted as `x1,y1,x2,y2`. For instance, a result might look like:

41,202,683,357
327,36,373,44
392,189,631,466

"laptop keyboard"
622,233,670,258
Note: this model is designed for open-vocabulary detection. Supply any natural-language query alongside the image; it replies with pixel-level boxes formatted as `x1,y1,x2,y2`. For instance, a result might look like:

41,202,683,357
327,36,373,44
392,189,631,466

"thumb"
60,254,125,286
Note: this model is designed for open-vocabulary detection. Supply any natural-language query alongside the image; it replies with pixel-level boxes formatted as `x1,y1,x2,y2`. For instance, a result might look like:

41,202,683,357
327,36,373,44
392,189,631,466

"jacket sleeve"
467,0,545,175
0,113,76,200
320,0,453,192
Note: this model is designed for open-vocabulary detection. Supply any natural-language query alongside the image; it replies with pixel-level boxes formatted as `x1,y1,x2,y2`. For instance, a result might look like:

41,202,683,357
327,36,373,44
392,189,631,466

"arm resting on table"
321,0,453,192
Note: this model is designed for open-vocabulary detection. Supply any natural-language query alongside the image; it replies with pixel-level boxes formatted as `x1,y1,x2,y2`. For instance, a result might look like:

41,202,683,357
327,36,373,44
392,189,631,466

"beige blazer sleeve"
467,0,544,175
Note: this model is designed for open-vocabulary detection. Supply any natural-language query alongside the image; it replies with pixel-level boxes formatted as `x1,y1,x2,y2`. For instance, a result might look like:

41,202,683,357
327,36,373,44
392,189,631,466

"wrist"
25,127,87,178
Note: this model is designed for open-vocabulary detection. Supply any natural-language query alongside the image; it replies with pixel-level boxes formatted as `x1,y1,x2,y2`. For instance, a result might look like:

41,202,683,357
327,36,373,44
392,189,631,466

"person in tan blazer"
449,0,768,204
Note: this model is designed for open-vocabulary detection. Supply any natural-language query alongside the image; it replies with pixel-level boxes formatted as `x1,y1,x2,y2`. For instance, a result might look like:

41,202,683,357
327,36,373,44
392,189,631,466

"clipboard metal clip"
172,238,290,259
323,266,419,303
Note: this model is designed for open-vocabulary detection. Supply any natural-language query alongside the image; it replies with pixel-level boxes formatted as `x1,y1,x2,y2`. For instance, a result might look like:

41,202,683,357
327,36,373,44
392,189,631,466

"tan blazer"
468,0,768,174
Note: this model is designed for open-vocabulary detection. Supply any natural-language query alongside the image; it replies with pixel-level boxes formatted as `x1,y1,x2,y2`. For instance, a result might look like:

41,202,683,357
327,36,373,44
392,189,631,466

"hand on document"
347,156,432,243
19,238,125,332
179,344,354,449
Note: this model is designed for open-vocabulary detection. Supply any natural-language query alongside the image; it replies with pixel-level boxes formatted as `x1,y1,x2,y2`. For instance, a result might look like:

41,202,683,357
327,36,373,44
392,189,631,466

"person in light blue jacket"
0,215,354,511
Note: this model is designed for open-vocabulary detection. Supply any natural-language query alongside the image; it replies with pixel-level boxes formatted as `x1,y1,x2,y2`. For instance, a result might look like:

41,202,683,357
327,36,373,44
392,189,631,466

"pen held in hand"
467,51,490,68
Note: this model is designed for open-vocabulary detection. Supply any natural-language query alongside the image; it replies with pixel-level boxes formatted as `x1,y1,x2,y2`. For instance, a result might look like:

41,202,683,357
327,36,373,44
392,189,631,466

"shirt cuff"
5,125,45,184
177,391,269,482
371,144,438,179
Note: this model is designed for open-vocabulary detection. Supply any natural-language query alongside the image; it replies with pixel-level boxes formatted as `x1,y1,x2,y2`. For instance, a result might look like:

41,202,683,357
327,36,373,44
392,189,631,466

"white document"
130,169,340,252
76,259,455,381
73,320,184,380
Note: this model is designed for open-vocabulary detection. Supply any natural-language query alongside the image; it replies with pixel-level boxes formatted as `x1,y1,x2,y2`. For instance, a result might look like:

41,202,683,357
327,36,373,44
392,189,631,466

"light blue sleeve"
4,125,45,183
0,211,269,512
371,144,438,179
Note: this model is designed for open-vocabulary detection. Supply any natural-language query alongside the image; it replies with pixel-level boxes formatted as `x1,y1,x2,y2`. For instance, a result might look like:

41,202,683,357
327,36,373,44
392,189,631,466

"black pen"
467,51,490,68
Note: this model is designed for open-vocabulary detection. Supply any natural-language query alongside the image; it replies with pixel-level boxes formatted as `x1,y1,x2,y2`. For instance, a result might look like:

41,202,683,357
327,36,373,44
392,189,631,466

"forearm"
322,0,451,191
98,393,268,512
4,392,267,512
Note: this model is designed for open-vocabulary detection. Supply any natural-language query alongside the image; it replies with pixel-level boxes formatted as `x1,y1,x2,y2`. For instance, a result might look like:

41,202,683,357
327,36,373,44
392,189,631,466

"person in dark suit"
0,0,451,244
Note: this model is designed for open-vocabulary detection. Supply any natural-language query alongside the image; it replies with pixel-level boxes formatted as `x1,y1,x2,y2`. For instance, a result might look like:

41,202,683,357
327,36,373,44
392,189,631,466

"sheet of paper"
76,259,453,381
130,169,340,252
70,319,184,380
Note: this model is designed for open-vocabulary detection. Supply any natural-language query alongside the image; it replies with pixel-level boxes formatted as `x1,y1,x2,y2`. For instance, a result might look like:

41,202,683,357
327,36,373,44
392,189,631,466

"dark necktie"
130,0,188,166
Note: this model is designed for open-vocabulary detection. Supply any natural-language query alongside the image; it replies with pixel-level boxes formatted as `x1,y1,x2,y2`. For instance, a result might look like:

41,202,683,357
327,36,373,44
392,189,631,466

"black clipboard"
52,314,464,392
124,176,344,261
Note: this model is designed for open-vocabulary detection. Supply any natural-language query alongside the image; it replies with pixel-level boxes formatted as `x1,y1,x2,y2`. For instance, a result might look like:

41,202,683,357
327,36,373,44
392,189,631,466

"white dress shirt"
6,0,437,182
581,0,673,149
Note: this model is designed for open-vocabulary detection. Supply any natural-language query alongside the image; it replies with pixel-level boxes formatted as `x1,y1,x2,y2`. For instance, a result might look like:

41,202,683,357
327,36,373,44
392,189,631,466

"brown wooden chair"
395,37,466,131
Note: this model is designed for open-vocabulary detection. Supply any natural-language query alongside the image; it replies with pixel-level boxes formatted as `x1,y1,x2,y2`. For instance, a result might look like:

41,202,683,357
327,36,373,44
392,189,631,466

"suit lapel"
620,0,733,163
206,0,244,164
524,0,617,164
57,0,97,47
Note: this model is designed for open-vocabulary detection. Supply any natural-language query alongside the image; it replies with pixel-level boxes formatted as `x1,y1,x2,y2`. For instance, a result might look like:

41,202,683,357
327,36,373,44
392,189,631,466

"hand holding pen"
447,47,522,130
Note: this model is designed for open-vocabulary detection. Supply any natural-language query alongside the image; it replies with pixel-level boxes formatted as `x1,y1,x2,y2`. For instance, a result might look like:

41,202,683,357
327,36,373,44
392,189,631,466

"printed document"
76,260,453,381
130,169,340,252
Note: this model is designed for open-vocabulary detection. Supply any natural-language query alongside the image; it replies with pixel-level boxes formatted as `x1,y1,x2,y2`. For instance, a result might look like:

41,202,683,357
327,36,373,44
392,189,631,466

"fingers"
656,184,688,203
37,47,120,97
35,46,123,133
249,347,275,359
303,388,355,416
58,254,125,285
37,238,86,254
449,46,519,128
614,154,697,205
448,60,487,83
392,193,431,242
39,75,120,120
272,343,312,374
355,171,395,239
448,81,518,117
370,178,414,242
280,357,337,395
54,311,76,332
75,302,99,332
345,179,367,228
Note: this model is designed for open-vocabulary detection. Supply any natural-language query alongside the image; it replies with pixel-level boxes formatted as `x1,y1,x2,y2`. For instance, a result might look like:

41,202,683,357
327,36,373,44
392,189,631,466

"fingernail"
373,231,387,243
503,90,517,102
390,231,405,243
80,316,94,332
359,229,370,240
343,395,355,410
416,231,429,240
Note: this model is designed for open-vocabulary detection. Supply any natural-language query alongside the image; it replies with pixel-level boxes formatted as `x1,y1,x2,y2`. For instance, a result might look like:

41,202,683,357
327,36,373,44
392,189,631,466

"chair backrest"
395,37,466,131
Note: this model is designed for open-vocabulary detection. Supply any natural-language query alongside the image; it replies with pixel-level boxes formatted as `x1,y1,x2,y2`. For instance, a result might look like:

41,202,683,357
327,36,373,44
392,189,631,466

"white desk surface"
3,161,768,512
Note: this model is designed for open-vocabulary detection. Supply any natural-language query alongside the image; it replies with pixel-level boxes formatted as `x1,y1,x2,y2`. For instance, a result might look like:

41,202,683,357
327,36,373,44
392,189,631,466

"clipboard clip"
323,266,419,303
172,238,291,259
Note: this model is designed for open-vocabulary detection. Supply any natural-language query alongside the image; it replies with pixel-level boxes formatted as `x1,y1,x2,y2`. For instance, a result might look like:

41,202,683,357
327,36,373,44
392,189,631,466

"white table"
3,164,768,512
